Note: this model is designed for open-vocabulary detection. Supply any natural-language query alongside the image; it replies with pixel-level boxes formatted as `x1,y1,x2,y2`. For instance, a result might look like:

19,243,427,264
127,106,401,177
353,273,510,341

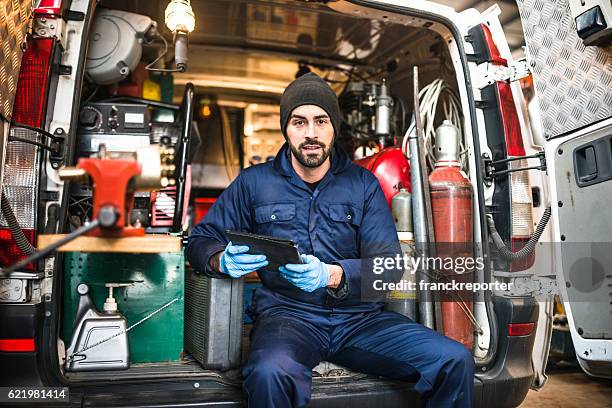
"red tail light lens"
0,229,36,271
508,322,535,337
509,237,536,271
480,24,508,67
0,338,36,352
12,38,54,126
34,0,63,16
496,81,525,157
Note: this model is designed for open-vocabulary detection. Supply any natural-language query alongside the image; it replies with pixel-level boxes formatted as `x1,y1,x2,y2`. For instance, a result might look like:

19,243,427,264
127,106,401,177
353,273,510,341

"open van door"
461,2,556,389
516,0,612,378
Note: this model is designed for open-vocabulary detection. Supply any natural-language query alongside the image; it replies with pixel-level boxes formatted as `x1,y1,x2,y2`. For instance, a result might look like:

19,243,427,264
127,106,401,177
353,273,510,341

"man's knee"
442,341,475,375
243,349,310,383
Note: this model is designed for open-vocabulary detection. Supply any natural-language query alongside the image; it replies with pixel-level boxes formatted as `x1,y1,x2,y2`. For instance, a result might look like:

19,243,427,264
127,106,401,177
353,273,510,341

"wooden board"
37,234,182,253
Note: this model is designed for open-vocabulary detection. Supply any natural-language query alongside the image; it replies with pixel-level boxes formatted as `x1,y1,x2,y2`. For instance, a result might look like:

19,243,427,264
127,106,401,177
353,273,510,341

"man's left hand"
280,254,329,292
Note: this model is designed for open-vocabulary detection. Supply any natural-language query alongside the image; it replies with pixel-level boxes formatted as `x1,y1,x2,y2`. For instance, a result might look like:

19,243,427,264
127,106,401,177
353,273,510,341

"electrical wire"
8,136,55,152
0,112,63,142
402,78,466,169
145,33,183,73
100,96,180,111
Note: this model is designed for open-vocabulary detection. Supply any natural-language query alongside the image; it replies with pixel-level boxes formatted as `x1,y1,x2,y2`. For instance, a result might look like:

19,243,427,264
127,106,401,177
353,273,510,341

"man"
187,72,474,408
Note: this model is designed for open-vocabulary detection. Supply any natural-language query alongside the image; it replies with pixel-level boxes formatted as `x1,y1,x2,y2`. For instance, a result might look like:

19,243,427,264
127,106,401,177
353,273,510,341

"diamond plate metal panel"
516,0,612,139
0,0,33,122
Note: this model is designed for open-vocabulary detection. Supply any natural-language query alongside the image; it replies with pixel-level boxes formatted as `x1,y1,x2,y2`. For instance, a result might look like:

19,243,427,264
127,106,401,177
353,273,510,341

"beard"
288,137,333,168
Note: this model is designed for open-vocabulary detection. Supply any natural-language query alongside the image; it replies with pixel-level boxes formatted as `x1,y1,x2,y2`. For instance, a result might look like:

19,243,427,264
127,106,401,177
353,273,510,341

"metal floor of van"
64,355,242,383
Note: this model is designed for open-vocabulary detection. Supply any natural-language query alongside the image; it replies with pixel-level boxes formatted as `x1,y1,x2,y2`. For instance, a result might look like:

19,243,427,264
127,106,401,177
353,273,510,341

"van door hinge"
474,59,531,89
483,152,547,184
492,274,558,297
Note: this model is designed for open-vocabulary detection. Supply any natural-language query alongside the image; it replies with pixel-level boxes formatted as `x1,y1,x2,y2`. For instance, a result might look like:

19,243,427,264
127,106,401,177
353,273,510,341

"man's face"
285,104,334,168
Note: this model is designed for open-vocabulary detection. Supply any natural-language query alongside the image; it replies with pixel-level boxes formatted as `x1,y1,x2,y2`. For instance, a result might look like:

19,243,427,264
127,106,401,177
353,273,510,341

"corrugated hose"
487,206,551,261
1,191,36,256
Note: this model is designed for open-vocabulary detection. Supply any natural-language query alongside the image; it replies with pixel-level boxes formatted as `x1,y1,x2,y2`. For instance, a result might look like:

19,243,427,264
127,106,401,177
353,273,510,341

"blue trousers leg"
329,311,475,408
242,311,328,408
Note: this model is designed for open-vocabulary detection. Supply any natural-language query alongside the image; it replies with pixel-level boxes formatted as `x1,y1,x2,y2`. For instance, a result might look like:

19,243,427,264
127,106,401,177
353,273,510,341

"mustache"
299,139,326,149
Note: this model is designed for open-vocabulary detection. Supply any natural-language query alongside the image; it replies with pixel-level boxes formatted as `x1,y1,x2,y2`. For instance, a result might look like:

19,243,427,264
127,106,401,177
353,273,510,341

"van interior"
54,0,486,387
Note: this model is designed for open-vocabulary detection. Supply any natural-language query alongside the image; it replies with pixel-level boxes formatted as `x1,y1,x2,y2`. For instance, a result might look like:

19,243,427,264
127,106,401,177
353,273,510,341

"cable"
8,136,56,152
1,192,36,256
100,96,180,111
0,112,63,142
487,207,551,261
402,78,465,169
145,33,183,73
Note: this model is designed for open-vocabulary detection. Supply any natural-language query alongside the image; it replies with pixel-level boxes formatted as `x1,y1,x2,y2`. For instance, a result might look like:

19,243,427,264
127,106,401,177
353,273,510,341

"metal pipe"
409,66,434,329
1,219,101,276
172,82,195,233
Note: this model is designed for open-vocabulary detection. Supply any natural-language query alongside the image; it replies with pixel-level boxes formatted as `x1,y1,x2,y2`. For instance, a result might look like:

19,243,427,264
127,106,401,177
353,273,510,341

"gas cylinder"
355,147,411,207
429,120,474,349
386,188,416,320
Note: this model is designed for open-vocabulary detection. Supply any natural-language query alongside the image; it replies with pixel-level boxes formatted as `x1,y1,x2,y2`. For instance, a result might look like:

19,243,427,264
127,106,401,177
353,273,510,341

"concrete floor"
521,367,612,407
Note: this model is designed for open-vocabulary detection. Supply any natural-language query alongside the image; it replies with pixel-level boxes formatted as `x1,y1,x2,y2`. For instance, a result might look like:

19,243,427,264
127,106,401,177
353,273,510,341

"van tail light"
508,322,535,337
480,24,508,67
495,82,535,271
0,38,55,271
34,0,63,16
472,21,536,272
0,338,36,352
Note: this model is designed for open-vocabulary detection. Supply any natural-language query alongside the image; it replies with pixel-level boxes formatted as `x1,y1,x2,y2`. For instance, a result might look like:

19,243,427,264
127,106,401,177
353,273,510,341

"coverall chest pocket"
254,203,296,237
327,203,362,253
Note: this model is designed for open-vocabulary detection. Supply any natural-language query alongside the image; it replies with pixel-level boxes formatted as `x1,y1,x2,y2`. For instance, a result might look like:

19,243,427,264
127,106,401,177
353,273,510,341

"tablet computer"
225,230,302,272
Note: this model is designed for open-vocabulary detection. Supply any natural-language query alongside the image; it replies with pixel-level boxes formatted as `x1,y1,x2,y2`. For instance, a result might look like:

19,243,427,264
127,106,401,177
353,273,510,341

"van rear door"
462,3,555,388
516,0,612,378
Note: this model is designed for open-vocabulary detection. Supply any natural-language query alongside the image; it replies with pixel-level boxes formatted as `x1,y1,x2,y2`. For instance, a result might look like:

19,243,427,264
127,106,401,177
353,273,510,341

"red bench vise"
59,146,175,238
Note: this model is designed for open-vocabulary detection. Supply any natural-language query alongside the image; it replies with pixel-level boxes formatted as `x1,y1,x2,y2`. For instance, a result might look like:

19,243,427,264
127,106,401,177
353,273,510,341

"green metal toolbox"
62,251,185,363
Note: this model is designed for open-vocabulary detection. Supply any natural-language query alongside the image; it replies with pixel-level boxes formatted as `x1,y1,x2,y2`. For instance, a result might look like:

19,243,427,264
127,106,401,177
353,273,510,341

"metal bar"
410,66,435,330
491,165,543,178
1,219,101,276
172,83,195,233
489,152,542,166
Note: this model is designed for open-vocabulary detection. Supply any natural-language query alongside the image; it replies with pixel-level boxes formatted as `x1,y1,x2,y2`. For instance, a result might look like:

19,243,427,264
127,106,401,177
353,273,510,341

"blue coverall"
187,143,474,407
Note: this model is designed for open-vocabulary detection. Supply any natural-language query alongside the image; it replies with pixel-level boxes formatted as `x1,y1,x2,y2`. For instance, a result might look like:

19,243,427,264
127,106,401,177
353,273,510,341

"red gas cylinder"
355,147,411,207
428,121,474,350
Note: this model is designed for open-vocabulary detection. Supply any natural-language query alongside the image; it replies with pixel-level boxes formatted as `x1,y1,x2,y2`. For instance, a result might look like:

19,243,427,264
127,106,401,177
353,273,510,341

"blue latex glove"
279,254,329,292
220,242,268,278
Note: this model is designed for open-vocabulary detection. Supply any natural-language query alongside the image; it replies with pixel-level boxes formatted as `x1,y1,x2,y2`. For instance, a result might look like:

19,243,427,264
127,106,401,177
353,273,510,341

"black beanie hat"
279,72,341,139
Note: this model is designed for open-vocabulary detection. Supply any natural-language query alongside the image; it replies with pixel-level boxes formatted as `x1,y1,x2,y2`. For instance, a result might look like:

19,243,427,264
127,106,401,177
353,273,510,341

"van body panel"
544,117,612,378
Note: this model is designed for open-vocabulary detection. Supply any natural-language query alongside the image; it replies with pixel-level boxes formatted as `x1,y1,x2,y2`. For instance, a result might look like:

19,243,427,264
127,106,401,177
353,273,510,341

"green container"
62,252,185,363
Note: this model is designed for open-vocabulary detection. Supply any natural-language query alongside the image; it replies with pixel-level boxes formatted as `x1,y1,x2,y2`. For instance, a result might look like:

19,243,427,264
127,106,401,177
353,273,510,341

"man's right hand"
218,242,268,278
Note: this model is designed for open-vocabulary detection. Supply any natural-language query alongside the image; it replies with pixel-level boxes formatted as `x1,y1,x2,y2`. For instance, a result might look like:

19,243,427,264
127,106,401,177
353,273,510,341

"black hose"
1,191,36,256
487,207,551,260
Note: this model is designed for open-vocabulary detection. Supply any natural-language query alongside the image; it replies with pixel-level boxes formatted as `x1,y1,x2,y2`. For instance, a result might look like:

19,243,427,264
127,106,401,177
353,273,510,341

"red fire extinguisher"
429,120,474,350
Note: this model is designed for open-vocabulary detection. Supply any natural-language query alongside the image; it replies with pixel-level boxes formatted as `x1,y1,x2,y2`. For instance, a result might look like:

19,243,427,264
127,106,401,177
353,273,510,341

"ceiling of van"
99,0,525,99
101,0,445,97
